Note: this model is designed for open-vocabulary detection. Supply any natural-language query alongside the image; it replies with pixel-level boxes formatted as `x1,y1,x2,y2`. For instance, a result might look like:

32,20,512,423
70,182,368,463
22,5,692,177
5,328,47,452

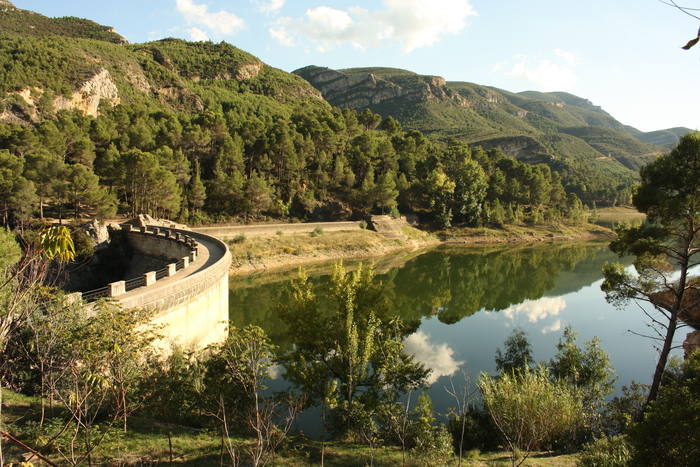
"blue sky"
13,0,700,132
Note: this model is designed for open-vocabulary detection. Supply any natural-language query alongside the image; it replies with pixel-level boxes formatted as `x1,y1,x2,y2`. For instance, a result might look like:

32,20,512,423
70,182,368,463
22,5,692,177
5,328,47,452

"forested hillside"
0,3,633,230
295,66,692,199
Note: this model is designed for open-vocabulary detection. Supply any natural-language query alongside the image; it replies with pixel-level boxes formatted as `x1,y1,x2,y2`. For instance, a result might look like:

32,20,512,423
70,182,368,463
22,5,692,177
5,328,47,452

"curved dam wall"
123,227,231,352
78,225,231,352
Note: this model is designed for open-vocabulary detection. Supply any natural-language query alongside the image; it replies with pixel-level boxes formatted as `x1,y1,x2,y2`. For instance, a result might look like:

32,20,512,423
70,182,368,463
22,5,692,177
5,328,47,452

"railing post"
140,226,147,233
144,271,157,286
189,250,197,262
167,263,177,277
108,281,126,297
182,256,189,268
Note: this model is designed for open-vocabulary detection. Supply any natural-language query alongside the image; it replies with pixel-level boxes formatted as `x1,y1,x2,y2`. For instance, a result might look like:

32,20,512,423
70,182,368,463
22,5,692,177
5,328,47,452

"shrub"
276,230,283,236
480,365,584,464
577,435,632,467
627,352,700,466
310,226,323,237
359,219,368,230
447,407,500,452
231,233,246,244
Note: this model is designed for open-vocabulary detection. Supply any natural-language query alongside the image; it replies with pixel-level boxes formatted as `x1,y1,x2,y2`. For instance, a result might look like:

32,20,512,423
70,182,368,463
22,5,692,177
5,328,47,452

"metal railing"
79,225,199,303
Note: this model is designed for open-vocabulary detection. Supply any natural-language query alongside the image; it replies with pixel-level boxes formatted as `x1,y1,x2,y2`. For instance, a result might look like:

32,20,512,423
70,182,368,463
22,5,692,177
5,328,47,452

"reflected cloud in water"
403,331,464,384
541,319,563,334
503,297,567,323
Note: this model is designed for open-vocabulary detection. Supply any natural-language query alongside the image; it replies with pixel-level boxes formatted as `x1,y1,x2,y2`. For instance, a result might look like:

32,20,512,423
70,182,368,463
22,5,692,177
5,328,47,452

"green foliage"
602,132,700,406
628,352,700,466
480,365,584,463
495,328,533,375
601,382,647,436
279,263,428,439
39,225,75,263
0,227,20,269
577,435,633,467
548,326,616,417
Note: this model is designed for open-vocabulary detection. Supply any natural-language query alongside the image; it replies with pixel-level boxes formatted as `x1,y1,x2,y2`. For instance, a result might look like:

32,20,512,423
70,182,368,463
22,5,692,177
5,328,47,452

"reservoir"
229,242,685,421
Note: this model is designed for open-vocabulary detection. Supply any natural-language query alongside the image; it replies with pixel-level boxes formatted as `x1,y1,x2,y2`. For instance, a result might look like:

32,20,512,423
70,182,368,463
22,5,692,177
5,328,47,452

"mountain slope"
294,65,688,178
0,5,324,124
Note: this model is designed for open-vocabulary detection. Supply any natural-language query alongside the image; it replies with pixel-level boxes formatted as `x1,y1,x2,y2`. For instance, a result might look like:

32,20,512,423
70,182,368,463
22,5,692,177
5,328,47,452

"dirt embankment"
217,220,613,277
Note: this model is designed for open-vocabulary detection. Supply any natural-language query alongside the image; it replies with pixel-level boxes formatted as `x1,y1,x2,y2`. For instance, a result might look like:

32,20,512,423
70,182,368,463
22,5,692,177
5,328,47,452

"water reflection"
403,331,464,384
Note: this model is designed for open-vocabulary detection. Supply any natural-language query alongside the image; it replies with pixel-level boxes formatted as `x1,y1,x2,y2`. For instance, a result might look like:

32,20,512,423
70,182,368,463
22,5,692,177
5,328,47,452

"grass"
2,384,581,466
439,221,612,244
227,230,421,273
592,206,645,229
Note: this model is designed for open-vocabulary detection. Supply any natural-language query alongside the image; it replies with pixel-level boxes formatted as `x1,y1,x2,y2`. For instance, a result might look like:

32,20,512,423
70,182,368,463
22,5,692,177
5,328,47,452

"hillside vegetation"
0,3,620,232
294,65,693,200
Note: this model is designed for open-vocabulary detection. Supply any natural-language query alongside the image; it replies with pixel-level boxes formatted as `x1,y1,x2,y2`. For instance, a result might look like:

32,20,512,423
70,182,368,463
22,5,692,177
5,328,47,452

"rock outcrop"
294,66,468,110
684,330,700,359
53,68,120,117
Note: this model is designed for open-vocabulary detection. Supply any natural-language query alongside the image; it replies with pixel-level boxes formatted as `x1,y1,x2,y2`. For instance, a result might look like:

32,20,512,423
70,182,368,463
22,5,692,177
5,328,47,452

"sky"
12,0,700,132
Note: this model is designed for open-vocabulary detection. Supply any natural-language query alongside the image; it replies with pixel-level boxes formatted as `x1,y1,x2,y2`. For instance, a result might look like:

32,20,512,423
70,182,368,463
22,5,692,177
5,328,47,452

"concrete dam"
74,224,232,351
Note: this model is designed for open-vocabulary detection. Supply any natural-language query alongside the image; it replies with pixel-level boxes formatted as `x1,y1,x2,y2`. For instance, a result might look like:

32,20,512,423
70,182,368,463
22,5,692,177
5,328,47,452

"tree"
628,351,700,466
495,329,533,375
601,132,700,409
206,325,300,467
188,159,206,219
279,264,428,440
480,366,584,467
660,0,700,49
548,327,616,415
64,164,116,220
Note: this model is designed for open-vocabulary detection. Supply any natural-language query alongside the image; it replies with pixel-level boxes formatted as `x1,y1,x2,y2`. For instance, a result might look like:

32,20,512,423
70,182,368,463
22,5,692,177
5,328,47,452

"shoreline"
227,222,613,277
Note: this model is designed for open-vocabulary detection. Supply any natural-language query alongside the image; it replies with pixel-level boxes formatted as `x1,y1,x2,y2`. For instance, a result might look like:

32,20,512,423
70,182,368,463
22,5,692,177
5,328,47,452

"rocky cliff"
294,66,467,110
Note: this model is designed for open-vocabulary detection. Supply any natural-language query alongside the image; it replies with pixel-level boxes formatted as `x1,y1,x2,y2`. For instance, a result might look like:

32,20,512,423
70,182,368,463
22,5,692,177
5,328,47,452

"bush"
578,435,632,467
231,233,246,244
359,219,368,230
447,407,500,452
310,226,323,237
480,365,584,463
628,352,700,466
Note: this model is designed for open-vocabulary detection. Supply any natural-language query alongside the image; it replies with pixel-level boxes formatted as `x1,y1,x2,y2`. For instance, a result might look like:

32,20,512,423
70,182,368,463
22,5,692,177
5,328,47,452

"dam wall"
77,225,231,352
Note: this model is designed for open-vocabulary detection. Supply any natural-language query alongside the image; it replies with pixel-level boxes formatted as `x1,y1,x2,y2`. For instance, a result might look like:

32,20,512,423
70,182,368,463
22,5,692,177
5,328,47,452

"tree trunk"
646,314,678,408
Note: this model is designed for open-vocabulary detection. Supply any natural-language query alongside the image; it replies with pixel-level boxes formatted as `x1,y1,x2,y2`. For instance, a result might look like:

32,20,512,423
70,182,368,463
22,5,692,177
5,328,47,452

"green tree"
64,163,116,220
480,366,584,467
188,159,206,218
548,326,616,420
279,264,428,439
628,352,700,466
495,329,533,375
242,171,274,221
601,132,700,408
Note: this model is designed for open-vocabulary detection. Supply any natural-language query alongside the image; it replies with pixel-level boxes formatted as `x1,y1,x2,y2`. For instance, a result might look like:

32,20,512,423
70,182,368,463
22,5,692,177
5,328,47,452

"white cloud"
404,331,464,385
503,297,567,324
176,0,245,36
503,50,578,91
554,48,577,66
269,0,477,53
258,0,285,14
188,27,209,41
541,319,563,335
269,22,295,46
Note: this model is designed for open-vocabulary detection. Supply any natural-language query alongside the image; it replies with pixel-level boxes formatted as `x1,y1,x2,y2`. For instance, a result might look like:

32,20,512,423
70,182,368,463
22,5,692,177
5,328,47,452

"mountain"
0,3,324,125
294,65,691,175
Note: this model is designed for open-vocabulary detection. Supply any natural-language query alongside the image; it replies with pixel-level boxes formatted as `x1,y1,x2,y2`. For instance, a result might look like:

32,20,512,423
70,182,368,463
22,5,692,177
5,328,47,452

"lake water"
229,242,685,426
